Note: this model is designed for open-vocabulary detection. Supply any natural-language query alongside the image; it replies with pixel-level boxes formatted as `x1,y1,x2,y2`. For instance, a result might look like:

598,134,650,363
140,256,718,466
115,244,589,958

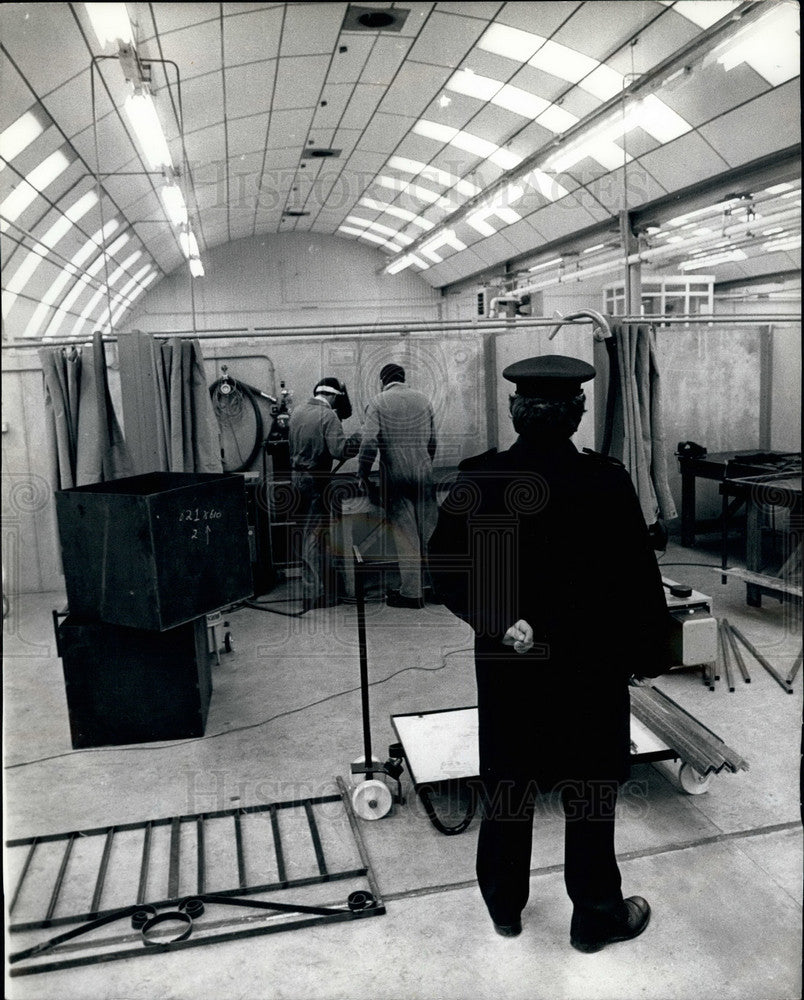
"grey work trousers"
386,479,438,599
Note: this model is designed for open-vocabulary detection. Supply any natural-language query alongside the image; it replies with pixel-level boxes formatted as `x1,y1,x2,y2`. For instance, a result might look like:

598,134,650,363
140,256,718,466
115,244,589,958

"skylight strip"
0,149,71,231
477,23,545,63
578,64,624,102
0,110,46,170
358,198,435,231
388,156,480,197
376,175,452,209
447,68,501,103
670,1,740,30
528,39,598,84
345,215,413,244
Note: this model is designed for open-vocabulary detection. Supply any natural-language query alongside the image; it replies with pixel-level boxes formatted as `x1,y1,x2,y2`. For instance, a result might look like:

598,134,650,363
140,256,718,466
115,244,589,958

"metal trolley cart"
349,549,747,833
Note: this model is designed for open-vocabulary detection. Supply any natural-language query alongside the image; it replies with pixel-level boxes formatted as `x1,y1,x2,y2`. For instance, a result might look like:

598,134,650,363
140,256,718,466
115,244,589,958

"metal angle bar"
168,818,181,899
718,622,735,692
196,816,205,896
722,619,751,683
137,822,152,904
8,868,369,933
9,838,38,915
89,827,115,917
728,623,794,694
786,647,803,686
44,833,76,924
336,776,384,907
234,811,247,889
303,800,329,879
269,804,287,886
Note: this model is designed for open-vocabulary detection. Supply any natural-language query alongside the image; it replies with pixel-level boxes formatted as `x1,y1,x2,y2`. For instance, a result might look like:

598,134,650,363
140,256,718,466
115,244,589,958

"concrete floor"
3,541,802,1000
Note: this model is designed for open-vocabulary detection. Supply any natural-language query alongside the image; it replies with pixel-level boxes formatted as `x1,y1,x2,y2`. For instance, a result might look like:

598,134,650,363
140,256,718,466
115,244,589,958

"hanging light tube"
124,89,173,171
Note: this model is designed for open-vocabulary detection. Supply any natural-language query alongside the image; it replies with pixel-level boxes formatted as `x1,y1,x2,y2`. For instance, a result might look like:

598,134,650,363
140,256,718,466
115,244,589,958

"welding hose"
209,376,265,471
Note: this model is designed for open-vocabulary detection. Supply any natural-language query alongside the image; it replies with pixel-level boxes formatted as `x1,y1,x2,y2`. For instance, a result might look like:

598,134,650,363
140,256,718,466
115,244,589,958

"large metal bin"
55,613,212,748
55,471,252,631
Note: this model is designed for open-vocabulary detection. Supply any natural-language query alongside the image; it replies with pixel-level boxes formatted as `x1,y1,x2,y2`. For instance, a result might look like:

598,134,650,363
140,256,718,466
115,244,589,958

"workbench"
677,449,801,548
719,472,802,607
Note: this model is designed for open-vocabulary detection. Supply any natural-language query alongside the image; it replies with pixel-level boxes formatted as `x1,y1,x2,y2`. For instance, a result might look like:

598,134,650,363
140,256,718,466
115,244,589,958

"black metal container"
55,613,212,748
55,471,252,631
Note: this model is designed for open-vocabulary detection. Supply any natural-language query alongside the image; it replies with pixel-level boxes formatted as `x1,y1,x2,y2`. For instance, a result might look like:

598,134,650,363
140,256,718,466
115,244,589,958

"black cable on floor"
4,646,474,770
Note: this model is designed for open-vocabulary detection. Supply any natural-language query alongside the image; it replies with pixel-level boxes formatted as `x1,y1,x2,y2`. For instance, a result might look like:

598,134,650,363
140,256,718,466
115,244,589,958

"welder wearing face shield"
288,377,360,613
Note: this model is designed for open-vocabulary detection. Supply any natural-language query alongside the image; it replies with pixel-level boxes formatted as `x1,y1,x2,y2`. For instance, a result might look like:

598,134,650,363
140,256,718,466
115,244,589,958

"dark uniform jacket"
429,435,671,787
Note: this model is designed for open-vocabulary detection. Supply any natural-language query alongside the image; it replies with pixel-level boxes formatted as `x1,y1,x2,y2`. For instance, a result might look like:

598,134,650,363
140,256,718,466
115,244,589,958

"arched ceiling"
0,1,800,341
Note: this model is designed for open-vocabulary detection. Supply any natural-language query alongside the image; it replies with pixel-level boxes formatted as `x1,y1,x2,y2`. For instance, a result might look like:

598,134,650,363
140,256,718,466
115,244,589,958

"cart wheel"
223,631,234,653
351,779,393,820
678,762,713,794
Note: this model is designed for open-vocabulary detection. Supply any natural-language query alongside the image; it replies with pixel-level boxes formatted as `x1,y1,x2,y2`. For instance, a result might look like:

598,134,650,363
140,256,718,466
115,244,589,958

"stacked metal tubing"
707,619,797,694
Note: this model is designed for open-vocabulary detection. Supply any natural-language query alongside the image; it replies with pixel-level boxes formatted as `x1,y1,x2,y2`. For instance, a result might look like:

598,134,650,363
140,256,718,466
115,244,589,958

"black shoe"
570,897,651,953
493,920,522,938
386,589,424,609
423,587,443,604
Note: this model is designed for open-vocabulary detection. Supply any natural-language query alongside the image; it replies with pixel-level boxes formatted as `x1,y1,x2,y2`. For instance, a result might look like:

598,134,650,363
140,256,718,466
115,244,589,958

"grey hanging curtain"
152,335,222,473
604,322,677,526
39,332,132,490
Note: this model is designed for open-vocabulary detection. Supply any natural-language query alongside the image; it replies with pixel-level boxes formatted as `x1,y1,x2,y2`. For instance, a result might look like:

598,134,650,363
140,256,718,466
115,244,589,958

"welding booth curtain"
602,322,677,526
151,336,222,474
39,332,132,490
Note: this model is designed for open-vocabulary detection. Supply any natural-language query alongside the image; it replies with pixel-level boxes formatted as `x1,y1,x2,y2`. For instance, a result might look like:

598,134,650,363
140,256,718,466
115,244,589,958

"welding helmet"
314,377,352,421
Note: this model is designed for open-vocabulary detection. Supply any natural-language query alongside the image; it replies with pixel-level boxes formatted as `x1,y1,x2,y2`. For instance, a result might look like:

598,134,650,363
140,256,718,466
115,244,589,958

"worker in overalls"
289,377,359,614
429,355,671,952
357,363,438,609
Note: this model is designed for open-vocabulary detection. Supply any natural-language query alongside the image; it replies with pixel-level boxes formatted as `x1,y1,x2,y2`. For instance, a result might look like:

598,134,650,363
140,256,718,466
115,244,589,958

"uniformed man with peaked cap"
429,354,671,952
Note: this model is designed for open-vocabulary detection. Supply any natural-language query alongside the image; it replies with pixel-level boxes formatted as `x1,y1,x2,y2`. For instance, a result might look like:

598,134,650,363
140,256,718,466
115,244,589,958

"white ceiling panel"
698,81,801,169
394,3,436,39
1,4,88,99
157,19,224,81
355,113,417,155
272,55,329,110
637,131,730,194
496,1,582,37
405,11,488,68
606,8,698,77
484,216,544,255
41,71,113,142
324,35,375,85
224,61,277,118
467,104,528,145
280,2,345,57
361,35,414,87
340,84,387,130
659,61,771,129
227,114,271,157
265,107,316,148
436,2,504,18
309,84,355,131
182,123,227,169
555,1,662,61
583,164,668,215
527,195,609,245
222,7,284,65
420,93,486,133
180,72,225,131
377,61,454,117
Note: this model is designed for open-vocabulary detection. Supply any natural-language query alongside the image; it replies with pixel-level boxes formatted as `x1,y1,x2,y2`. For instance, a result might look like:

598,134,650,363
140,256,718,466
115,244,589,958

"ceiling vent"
301,148,342,159
341,5,410,32
283,210,310,217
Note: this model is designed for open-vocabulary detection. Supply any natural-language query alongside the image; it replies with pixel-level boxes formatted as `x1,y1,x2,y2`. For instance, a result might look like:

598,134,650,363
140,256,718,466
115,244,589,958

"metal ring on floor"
140,910,194,946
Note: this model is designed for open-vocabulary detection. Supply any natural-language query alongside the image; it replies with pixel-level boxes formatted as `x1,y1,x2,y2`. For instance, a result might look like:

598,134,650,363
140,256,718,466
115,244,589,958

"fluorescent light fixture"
358,198,435,230
179,230,199,258
449,131,497,160
762,227,785,236
413,120,521,170
189,258,205,277
528,257,561,272
529,40,597,84
582,243,607,254
414,120,458,144
159,184,188,227
338,225,401,251
0,110,46,169
84,2,134,48
679,248,747,270
762,234,801,252
478,23,545,63
385,253,429,274
124,90,173,171
764,182,795,194
666,204,719,227
418,229,466,263
0,149,71,231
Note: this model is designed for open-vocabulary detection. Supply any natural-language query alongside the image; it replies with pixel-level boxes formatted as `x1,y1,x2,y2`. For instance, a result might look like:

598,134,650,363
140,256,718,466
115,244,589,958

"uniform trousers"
295,476,336,602
475,777,624,936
